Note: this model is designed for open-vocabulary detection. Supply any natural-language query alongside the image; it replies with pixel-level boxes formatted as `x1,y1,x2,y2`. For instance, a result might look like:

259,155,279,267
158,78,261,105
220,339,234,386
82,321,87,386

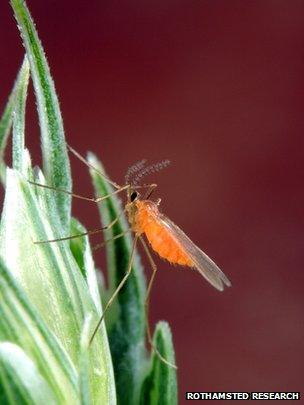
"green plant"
0,0,177,404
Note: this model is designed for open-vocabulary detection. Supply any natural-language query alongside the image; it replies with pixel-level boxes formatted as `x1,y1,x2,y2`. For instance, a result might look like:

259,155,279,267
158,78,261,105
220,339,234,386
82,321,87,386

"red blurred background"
1,1,304,402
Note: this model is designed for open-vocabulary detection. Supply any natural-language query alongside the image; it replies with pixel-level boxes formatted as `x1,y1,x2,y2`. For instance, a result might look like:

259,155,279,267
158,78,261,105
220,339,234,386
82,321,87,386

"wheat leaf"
11,0,72,232
0,166,115,403
0,256,78,403
0,342,57,405
12,56,30,172
0,56,29,185
139,322,177,405
79,316,93,405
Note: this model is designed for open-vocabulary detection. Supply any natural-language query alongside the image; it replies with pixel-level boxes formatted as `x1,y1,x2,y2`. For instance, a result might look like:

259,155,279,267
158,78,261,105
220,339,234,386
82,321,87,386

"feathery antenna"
132,160,171,185
125,159,147,185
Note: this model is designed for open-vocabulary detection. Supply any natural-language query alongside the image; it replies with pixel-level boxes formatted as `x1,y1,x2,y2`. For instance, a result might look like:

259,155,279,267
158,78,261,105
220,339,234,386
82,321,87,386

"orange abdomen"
134,201,193,267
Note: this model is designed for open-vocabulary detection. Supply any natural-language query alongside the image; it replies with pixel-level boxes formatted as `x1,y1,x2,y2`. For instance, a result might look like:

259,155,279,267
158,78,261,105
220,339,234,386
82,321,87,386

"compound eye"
130,191,138,202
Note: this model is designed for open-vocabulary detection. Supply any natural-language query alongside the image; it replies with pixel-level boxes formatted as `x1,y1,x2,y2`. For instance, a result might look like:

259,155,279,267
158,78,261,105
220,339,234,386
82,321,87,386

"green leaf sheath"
0,257,78,403
88,153,147,404
12,56,30,172
11,0,72,232
0,168,116,404
0,56,29,184
0,342,57,405
140,322,177,405
1,169,81,353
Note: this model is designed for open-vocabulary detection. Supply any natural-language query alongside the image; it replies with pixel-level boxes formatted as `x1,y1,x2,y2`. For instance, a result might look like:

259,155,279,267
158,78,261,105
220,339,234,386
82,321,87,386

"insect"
30,145,231,369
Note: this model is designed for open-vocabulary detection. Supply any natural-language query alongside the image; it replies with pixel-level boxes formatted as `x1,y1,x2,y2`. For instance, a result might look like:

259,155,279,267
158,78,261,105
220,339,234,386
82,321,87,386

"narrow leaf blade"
0,56,29,185
140,322,177,405
10,0,72,231
12,56,30,172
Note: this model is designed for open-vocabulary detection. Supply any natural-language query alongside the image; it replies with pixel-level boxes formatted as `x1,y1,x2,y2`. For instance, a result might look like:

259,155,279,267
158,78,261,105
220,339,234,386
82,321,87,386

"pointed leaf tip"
11,0,72,231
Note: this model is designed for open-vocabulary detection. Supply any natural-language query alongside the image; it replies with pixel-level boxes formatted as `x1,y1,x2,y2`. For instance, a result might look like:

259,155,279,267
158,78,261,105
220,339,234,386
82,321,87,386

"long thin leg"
34,215,121,244
92,230,131,251
140,236,177,369
67,144,121,190
28,181,129,203
89,235,138,345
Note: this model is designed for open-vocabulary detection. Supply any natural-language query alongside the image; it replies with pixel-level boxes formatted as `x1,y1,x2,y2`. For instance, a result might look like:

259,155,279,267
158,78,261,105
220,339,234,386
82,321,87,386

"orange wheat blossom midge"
30,144,231,369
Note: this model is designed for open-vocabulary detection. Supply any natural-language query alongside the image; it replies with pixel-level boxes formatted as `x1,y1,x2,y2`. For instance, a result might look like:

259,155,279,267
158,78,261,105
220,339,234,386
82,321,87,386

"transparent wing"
158,214,231,291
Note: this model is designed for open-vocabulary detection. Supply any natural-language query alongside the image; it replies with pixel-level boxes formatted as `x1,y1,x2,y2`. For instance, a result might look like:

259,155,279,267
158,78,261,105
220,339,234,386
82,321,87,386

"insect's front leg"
28,181,129,203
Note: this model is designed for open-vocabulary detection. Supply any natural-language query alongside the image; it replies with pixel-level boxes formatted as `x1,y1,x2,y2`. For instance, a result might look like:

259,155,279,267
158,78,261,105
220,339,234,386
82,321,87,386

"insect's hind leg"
89,235,139,345
139,236,177,369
